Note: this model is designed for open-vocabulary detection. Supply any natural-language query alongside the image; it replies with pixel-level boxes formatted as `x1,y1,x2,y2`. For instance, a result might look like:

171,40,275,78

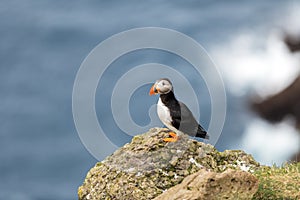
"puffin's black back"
160,91,209,139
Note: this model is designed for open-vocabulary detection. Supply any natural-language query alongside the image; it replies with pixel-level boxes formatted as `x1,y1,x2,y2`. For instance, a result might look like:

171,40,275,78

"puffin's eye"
162,82,165,86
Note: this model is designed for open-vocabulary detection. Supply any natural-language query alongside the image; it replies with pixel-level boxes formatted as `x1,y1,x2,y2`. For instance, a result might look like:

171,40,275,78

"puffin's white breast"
157,98,172,127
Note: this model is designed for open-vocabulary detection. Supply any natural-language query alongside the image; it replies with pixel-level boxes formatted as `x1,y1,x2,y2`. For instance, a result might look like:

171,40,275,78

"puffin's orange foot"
163,132,178,142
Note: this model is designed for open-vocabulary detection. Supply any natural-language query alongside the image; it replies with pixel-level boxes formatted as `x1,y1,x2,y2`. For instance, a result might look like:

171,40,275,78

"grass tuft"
253,162,300,200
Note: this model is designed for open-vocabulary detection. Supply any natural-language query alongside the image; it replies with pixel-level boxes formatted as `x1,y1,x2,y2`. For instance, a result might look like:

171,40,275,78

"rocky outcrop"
154,169,258,200
252,76,300,126
78,128,260,200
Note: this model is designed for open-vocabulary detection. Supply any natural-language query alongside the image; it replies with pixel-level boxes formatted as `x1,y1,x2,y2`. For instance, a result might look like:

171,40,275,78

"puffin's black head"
149,78,173,96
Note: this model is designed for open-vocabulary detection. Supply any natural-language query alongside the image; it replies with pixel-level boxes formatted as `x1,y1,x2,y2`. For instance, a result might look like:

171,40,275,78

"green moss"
253,162,300,200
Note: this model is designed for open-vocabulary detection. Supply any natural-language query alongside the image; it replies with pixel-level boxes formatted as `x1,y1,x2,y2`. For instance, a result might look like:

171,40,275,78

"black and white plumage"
149,78,209,140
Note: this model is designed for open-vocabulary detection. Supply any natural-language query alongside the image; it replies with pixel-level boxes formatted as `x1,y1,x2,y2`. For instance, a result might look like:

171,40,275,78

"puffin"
149,78,209,142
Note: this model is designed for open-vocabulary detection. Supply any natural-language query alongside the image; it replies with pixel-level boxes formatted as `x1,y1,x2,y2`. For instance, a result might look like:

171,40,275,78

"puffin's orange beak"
149,84,157,96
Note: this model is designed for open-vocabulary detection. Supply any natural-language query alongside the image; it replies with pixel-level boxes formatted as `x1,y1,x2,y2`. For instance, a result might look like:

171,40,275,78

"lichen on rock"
78,128,260,200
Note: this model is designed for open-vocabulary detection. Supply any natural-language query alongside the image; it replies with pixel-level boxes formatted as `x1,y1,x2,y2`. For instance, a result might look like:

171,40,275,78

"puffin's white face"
149,78,173,95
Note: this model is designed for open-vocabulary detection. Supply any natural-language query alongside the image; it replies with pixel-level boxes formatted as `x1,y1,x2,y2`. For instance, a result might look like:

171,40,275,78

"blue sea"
1,1,299,199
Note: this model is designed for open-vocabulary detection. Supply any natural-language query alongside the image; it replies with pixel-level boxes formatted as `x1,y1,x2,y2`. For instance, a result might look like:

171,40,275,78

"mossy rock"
78,128,259,200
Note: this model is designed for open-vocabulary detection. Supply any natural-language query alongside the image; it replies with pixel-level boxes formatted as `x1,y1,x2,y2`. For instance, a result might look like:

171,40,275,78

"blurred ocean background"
1,0,300,199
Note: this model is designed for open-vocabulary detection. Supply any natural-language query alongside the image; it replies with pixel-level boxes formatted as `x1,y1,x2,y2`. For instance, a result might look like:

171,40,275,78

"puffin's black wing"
170,108,181,130
178,102,209,139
